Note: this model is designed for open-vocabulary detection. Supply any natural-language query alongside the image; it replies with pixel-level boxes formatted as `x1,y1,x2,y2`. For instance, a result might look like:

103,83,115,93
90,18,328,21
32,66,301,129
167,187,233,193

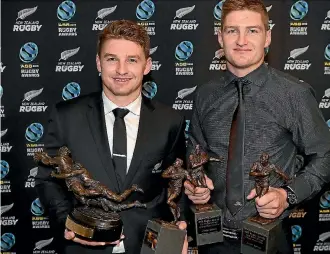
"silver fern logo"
56,47,84,72
150,46,162,71
33,237,54,250
14,6,42,32
266,5,275,30
210,49,226,71
174,5,195,19
92,6,117,31
1,129,8,138
16,6,38,21
22,88,43,102
319,89,330,109
20,88,47,113
321,10,330,30
0,62,5,73
1,203,18,226
59,47,80,61
288,46,309,59
1,203,14,215
173,86,195,110
95,6,117,20
314,232,330,251
171,5,198,30
284,46,311,71
176,86,197,99
25,167,38,188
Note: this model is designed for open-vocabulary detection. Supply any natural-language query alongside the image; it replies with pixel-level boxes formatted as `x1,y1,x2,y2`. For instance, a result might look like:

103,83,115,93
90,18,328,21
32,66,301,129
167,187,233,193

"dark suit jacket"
35,92,186,254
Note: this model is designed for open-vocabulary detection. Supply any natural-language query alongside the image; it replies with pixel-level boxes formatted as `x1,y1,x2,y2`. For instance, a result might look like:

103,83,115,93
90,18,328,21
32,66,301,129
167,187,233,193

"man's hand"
247,187,289,219
64,229,124,246
176,221,188,254
184,175,214,204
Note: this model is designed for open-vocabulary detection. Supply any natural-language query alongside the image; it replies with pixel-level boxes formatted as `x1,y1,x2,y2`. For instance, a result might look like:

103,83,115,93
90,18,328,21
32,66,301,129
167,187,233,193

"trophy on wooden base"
34,146,146,242
141,158,188,254
241,153,290,254
187,145,223,246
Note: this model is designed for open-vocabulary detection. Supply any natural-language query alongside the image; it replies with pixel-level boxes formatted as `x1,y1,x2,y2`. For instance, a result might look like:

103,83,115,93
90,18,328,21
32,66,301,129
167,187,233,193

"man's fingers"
176,221,187,230
73,237,106,246
193,187,210,196
247,188,257,200
184,180,195,193
256,193,276,207
189,196,210,204
205,175,214,190
64,229,75,240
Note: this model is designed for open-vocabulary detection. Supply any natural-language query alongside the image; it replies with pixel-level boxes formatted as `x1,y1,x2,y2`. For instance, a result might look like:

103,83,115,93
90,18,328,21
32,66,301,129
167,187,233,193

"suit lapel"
123,97,155,190
86,94,121,193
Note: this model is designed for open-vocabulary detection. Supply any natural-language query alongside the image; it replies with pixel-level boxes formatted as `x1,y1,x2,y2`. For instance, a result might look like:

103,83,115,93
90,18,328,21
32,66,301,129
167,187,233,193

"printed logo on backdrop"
289,0,308,35
184,120,190,139
324,44,330,75
213,0,225,35
1,48,6,73
25,123,44,157
0,85,4,118
150,46,161,71
1,204,18,227
25,167,38,188
319,89,330,109
321,10,330,30
20,88,48,113
175,41,194,76
170,5,199,31
209,48,226,71
266,5,275,30
0,233,16,252
319,191,330,221
142,81,157,99
173,86,196,111
33,237,56,254
314,232,330,251
57,0,77,36
136,0,156,35
19,42,40,78
13,6,42,32
1,160,11,193
92,5,117,31
291,225,302,254
62,82,81,100
327,120,330,130
31,198,50,229
0,128,13,153
56,47,84,72
284,45,311,71
289,208,307,219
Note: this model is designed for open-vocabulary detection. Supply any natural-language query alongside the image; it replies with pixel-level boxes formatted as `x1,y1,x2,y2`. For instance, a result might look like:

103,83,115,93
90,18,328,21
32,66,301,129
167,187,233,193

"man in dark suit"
35,20,187,254
184,0,330,253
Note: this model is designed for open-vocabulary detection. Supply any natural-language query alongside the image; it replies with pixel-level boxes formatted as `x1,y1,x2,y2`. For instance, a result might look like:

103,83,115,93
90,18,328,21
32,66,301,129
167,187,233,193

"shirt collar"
102,91,142,116
224,63,268,87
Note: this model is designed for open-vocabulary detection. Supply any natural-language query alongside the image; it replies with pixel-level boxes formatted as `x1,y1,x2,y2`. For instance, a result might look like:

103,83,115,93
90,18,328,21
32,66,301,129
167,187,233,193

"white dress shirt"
102,91,141,253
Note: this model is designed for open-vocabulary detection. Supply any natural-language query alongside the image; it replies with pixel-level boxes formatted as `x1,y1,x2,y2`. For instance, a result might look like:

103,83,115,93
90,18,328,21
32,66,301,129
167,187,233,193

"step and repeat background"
1,0,330,253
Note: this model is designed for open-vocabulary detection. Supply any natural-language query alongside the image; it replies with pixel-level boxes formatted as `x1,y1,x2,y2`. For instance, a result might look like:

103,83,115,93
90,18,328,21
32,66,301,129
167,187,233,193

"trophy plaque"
241,153,290,254
187,145,223,246
34,146,146,242
141,158,188,254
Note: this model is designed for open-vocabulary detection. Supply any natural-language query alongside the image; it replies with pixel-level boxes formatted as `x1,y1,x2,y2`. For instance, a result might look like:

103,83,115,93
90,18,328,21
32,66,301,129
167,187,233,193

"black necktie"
112,108,130,186
226,78,246,216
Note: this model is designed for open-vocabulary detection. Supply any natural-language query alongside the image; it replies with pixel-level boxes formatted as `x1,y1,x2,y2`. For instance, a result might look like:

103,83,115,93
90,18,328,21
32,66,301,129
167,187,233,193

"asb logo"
25,123,44,142
142,81,157,99
0,233,15,251
57,1,76,21
19,42,38,63
175,41,193,61
0,160,9,180
290,1,308,21
136,0,155,21
213,1,225,21
325,44,330,61
320,191,330,209
291,225,302,242
62,82,81,100
31,198,44,216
